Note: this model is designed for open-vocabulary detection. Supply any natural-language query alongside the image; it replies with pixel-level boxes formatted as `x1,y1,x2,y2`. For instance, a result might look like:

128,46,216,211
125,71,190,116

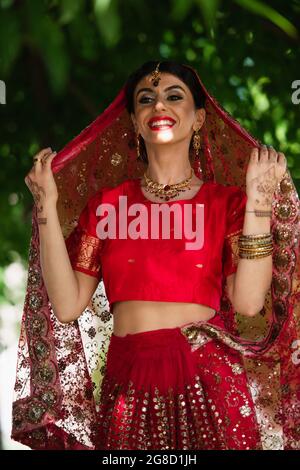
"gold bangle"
239,251,273,255
239,243,273,248
238,235,272,245
238,242,273,249
239,244,273,253
239,248,273,254
239,240,273,247
238,236,272,245
239,233,272,239
239,244,273,251
239,250,273,256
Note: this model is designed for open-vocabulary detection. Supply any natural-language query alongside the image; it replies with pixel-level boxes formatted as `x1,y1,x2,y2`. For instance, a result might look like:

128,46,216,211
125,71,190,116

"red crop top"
65,178,247,313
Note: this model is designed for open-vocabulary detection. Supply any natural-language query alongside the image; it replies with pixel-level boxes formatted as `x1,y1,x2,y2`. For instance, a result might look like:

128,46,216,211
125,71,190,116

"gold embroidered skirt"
96,323,262,450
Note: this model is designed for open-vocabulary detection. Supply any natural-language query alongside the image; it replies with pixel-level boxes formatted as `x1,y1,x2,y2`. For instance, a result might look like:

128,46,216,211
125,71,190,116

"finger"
250,147,259,163
32,147,52,170
278,152,287,168
259,144,268,162
33,157,44,173
34,152,52,172
43,151,57,169
268,146,278,162
35,147,53,159
42,150,56,163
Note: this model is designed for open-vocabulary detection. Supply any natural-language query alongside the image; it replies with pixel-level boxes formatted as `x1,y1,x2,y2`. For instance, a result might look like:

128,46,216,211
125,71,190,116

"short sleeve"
65,190,104,280
222,186,248,278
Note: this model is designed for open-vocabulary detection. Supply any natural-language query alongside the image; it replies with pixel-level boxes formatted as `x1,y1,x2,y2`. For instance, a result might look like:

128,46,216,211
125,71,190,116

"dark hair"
125,60,206,164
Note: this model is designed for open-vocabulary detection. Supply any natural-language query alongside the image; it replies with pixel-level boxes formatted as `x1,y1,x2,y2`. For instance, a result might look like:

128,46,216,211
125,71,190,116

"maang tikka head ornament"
151,62,162,86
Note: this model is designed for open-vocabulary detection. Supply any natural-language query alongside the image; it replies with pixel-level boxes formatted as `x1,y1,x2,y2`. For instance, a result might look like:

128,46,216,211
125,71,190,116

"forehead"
134,72,188,96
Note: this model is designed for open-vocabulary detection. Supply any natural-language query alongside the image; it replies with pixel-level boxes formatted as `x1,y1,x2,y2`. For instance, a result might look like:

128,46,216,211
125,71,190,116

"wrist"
243,210,271,235
246,199,272,212
36,200,57,227
36,199,57,213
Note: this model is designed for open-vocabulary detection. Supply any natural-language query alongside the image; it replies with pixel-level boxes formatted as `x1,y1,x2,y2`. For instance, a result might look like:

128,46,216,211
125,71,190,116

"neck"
144,139,193,184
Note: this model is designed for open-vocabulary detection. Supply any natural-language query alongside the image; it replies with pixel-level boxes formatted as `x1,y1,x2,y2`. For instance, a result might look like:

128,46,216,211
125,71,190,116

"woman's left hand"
246,145,287,209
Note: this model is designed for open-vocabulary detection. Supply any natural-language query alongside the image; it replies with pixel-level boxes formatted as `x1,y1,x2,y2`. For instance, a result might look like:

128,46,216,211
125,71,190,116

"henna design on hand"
250,165,277,208
27,176,46,213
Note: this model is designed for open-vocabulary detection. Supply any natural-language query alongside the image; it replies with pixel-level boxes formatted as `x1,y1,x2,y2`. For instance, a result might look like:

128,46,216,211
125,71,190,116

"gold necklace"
143,168,194,201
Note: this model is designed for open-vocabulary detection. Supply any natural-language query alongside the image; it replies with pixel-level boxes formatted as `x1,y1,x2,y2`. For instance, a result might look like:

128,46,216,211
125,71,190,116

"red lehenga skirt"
95,313,263,450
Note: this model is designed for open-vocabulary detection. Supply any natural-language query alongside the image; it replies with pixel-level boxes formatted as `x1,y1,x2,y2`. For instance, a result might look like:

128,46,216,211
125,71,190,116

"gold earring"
136,133,141,160
192,128,203,178
193,128,201,156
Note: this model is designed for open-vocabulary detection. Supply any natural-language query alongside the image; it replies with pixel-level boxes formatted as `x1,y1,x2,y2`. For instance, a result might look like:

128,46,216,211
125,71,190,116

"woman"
12,61,300,450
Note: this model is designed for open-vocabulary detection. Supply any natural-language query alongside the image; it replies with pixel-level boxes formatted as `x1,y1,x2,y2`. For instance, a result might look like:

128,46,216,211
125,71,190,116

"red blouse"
65,178,247,313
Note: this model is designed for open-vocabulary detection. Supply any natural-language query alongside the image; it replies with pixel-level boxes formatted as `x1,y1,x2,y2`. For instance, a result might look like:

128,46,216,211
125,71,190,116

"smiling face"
131,72,206,148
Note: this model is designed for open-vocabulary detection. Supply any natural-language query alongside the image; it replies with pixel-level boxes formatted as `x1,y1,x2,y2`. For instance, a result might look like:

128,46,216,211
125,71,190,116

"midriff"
112,300,216,337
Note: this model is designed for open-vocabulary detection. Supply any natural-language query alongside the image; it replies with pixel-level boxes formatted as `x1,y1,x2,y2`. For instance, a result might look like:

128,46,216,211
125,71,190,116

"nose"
153,98,167,111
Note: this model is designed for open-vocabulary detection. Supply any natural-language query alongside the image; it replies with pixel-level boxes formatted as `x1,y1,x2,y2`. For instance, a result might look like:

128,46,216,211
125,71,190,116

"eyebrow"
136,85,186,97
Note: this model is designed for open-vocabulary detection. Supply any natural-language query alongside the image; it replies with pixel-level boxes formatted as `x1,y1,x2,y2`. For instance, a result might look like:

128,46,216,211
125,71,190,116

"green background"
1,0,300,284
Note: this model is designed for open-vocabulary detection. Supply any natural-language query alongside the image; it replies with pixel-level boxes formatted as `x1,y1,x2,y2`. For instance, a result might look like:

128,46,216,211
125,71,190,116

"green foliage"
0,0,299,269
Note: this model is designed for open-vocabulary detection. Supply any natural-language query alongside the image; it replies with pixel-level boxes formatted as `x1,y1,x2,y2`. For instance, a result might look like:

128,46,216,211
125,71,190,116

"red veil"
11,63,300,450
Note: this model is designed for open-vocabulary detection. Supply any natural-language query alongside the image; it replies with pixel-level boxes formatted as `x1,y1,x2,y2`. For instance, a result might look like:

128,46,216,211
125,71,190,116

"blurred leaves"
233,0,299,39
195,0,221,36
0,0,300,268
58,0,85,25
0,9,21,77
93,0,121,48
26,5,70,94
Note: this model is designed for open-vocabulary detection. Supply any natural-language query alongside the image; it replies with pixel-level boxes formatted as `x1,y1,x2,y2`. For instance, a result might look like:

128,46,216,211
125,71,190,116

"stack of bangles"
238,232,273,259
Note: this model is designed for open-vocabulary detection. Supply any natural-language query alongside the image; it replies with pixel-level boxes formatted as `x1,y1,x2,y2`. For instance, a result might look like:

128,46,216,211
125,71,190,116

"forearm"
232,199,272,316
38,203,80,323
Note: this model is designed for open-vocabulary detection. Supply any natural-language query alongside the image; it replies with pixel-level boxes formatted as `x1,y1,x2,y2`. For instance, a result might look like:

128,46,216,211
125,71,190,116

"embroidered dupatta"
11,64,300,450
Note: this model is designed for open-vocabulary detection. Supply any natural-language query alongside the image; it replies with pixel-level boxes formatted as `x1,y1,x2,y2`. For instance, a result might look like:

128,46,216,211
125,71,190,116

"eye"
168,95,183,101
138,95,183,104
138,96,153,103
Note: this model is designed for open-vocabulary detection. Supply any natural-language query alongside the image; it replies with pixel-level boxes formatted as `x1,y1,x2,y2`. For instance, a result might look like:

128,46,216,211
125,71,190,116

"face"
131,72,206,148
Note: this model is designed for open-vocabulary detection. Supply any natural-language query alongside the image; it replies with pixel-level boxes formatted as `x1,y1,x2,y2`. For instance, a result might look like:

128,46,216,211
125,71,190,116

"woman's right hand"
24,147,58,213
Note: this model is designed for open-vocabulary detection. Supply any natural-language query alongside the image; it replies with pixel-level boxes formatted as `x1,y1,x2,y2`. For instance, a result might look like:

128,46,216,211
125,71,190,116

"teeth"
150,120,174,127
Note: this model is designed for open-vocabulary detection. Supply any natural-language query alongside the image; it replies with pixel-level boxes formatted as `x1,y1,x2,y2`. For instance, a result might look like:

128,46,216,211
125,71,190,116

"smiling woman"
134,80,203,147
126,62,206,166
12,60,300,451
